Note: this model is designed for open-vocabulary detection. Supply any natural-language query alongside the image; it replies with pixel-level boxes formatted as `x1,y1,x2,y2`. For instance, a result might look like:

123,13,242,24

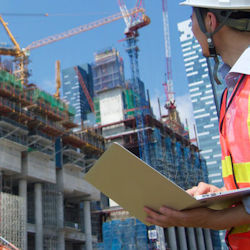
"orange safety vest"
219,74,250,250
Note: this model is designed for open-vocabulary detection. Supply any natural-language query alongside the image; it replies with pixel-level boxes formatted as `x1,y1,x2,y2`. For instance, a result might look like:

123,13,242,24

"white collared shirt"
230,46,250,76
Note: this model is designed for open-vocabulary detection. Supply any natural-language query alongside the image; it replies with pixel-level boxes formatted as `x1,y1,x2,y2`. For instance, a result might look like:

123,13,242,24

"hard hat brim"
180,1,250,10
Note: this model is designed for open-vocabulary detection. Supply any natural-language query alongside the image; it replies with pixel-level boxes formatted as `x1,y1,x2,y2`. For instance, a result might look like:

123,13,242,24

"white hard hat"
180,0,250,9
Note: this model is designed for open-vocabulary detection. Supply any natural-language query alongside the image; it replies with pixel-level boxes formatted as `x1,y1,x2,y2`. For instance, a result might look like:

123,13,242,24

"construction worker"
144,0,250,249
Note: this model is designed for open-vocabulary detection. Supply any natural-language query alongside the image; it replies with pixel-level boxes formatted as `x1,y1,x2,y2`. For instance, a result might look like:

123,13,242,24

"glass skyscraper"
62,63,94,126
178,19,227,249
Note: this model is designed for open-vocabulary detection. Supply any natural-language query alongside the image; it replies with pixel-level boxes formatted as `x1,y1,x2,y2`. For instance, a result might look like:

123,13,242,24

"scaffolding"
42,183,58,227
0,69,105,156
164,136,176,182
63,129,105,156
0,69,77,138
99,218,148,250
174,141,189,189
149,128,167,176
96,114,209,250
42,183,58,250
0,192,25,250
92,48,125,94
99,113,207,190
183,146,193,189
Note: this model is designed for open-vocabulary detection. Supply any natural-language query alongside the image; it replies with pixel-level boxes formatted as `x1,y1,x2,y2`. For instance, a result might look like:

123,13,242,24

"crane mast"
54,60,61,99
162,0,175,109
118,0,150,163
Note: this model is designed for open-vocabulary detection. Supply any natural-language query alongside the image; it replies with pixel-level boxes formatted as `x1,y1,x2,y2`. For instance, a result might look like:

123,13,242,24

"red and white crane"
118,0,150,163
162,0,175,110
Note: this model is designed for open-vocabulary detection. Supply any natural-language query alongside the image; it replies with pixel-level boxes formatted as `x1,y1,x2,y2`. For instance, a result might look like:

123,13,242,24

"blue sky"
0,0,195,132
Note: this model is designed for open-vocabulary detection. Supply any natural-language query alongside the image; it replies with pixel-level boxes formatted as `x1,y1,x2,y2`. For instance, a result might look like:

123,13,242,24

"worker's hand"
144,204,250,230
144,206,216,229
186,182,227,197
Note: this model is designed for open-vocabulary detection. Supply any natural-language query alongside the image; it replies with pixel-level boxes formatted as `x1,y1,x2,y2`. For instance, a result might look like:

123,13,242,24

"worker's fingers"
144,206,186,228
191,182,216,196
144,206,172,227
187,182,218,196
186,186,198,196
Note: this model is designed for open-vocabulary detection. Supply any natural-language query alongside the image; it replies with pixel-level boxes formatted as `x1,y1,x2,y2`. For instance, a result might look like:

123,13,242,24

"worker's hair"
196,7,250,32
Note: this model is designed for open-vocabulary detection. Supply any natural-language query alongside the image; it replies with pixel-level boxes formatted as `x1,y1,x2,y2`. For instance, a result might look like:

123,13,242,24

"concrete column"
83,200,93,250
57,192,65,250
195,227,205,250
35,183,43,250
177,227,188,250
156,226,166,250
204,229,213,250
166,227,177,250
19,179,27,250
56,169,65,250
187,227,197,250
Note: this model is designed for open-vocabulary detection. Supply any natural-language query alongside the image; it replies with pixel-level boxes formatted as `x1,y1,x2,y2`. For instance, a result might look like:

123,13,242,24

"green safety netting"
28,88,76,116
68,105,76,116
124,89,135,116
93,97,101,123
0,70,23,90
0,70,76,116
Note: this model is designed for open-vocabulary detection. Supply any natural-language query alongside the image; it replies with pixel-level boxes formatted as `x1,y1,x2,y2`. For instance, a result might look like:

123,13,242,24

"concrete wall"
63,166,100,200
99,88,124,125
22,152,56,183
0,140,25,173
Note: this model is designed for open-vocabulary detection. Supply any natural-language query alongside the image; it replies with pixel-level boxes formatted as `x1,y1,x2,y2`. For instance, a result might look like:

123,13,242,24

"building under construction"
95,106,213,250
0,68,105,249
61,48,216,250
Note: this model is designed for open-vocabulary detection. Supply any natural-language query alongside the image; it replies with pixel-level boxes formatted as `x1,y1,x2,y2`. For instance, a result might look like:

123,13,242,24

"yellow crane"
54,60,61,99
0,15,29,85
0,7,145,86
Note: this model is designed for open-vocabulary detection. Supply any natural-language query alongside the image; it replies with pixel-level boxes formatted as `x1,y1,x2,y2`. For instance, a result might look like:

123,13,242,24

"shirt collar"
219,47,250,88
229,46,250,75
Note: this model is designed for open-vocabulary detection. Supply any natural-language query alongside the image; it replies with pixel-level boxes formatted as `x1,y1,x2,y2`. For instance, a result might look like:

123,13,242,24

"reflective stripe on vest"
222,156,250,189
219,74,250,247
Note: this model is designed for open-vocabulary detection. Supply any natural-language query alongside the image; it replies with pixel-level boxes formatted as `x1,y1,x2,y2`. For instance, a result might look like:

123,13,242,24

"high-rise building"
178,19,227,249
62,63,94,127
92,47,125,94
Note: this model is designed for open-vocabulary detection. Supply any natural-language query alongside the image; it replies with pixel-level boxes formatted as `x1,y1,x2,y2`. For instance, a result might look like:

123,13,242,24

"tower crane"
0,7,144,85
0,15,29,85
161,0,187,136
118,0,150,163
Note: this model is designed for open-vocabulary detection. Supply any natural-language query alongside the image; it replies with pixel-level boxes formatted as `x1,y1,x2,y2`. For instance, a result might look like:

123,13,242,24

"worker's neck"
215,27,250,68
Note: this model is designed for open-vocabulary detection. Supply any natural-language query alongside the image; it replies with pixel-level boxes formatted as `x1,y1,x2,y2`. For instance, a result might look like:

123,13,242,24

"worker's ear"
205,12,218,33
